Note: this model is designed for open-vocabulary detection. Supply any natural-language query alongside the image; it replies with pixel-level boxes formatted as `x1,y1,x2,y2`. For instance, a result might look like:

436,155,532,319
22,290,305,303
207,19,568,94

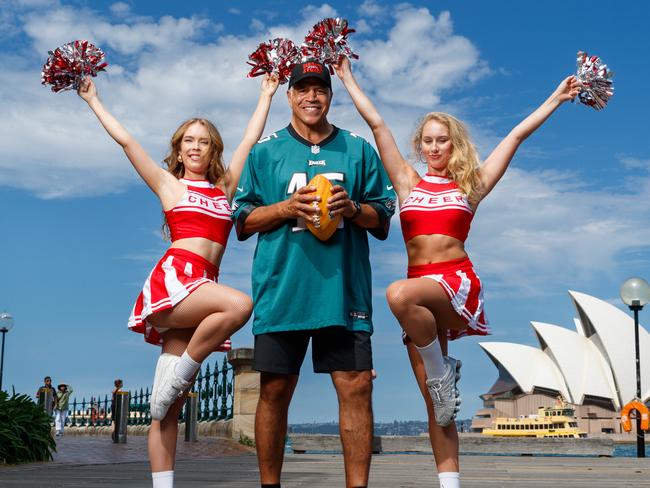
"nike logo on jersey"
386,185,393,191
236,187,244,192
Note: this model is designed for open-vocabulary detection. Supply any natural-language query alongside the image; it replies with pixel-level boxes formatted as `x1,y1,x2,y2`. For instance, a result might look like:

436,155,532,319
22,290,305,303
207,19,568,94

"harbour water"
614,443,650,457
285,437,650,457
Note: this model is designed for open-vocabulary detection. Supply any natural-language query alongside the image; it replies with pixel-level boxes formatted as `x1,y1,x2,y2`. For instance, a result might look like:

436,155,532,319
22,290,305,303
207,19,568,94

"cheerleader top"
165,179,233,247
399,174,474,244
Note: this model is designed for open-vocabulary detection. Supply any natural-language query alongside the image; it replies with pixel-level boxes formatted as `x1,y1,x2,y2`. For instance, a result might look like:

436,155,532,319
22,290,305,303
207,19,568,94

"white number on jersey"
258,133,278,144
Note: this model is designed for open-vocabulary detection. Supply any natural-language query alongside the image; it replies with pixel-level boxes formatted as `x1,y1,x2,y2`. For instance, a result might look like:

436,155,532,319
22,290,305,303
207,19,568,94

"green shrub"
238,432,255,447
0,390,57,464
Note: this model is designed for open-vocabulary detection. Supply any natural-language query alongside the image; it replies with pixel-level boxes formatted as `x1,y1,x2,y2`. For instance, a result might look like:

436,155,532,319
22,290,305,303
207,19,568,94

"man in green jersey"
232,61,395,488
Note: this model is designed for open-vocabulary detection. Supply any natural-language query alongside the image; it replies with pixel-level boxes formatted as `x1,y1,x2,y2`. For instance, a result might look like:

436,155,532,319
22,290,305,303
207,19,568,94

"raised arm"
223,74,279,201
334,57,418,199
77,78,177,202
477,75,580,200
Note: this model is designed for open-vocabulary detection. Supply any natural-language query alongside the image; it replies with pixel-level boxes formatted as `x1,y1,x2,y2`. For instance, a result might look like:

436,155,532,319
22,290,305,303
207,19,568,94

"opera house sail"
471,291,650,435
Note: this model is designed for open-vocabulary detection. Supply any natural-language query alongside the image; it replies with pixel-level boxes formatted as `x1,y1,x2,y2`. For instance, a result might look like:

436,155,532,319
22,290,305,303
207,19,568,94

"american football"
305,174,341,241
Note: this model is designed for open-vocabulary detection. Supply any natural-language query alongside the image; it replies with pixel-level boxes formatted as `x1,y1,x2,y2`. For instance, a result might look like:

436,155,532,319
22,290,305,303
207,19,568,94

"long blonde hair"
411,112,483,204
162,118,225,239
164,118,225,184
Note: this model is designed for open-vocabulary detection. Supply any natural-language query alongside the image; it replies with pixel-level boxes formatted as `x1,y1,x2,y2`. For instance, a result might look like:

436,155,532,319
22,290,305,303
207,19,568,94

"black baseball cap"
288,61,331,89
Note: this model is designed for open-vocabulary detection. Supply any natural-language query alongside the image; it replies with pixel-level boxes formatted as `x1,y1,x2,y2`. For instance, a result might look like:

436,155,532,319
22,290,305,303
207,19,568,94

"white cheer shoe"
426,356,462,427
150,353,191,421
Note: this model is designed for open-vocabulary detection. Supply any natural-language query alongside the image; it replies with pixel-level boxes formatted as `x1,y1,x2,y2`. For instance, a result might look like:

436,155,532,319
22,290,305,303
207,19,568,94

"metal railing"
65,355,233,427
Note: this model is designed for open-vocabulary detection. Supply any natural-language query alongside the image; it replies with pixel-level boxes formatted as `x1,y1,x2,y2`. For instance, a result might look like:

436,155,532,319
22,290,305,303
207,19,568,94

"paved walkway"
1,436,650,487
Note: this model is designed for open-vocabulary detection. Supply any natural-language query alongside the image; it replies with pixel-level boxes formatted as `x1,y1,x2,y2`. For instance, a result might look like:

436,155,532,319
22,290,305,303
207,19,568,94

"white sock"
175,351,201,383
416,338,446,380
152,470,174,488
439,471,460,488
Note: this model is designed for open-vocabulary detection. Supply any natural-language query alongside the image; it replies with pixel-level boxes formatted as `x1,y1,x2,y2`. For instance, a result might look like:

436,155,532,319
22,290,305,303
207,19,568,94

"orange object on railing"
621,400,650,432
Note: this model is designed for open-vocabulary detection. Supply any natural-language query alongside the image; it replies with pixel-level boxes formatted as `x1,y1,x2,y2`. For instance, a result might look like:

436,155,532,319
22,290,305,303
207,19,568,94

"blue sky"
1,0,649,422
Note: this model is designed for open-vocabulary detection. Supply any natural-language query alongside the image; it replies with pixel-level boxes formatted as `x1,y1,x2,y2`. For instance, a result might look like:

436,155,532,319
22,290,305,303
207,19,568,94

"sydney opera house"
471,291,650,435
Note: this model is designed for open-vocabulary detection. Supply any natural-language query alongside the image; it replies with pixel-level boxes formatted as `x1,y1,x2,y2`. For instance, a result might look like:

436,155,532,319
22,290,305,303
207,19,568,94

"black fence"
64,355,233,427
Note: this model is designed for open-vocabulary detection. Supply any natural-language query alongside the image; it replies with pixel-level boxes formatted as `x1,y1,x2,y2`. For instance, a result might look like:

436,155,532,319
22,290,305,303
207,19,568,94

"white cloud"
618,154,650,172
3,2,648,424
14,0,58,6
358,0,386,19
0,5,280,197
355,19,371,34
356,8,490,107
361,162,650,300
5,2,483,198
5,2,645,300
109,2,131,16
250,18,266,32
22,7,210,56
266,4,338,41
469,168,650,297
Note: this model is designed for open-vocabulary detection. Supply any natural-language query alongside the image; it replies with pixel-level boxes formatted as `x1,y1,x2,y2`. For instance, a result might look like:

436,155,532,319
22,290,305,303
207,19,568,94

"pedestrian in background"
111,378,123,442
54,383,73,436
36,376,56,412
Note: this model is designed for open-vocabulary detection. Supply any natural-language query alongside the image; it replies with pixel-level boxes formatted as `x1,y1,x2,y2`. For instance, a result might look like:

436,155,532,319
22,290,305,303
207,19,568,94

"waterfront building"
471,291,650,436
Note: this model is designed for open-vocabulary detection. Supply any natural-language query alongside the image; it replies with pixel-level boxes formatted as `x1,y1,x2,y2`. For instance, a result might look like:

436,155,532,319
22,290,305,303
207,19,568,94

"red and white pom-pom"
302,17,359,71
41,40,108,93
576,51,614,111
247,38,302,84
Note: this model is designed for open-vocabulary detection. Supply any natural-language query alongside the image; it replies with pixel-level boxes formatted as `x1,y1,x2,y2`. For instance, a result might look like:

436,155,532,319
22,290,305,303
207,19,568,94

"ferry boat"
481,403,587,438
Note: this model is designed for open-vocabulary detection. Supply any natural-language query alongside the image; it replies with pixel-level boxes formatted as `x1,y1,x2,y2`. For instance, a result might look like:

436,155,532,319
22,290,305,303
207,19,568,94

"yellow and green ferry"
482,404,587,438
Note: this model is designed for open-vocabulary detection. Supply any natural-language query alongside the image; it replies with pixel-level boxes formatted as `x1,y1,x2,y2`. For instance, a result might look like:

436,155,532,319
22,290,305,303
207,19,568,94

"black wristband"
350,201,362,220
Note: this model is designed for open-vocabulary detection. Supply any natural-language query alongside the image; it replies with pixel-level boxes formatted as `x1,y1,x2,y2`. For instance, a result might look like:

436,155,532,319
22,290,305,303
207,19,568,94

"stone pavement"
1,436,650,487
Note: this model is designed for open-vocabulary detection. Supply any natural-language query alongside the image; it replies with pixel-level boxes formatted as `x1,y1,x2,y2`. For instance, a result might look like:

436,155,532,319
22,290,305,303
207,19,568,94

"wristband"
350,201,362,220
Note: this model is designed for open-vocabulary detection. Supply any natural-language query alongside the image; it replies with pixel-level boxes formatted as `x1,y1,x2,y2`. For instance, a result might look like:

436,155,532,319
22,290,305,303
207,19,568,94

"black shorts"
253,326,373,375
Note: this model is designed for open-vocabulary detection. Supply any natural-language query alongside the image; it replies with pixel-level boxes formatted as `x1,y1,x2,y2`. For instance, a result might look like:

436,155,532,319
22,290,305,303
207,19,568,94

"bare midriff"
405,233,468,266
170,237,226,268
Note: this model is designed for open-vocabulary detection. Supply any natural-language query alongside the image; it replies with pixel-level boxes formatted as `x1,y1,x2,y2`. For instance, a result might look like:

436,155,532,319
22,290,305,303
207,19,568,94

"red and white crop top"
164,179,233,247
399,174,474,244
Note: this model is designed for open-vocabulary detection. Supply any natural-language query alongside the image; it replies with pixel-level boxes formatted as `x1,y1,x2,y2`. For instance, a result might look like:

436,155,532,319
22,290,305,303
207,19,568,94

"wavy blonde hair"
162,118,225,239
163,118,225,184
411,112,483,204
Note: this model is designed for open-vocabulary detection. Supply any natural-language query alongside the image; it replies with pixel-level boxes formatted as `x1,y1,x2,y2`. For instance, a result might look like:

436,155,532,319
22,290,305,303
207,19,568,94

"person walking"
36,376,56,413
54,383,73,436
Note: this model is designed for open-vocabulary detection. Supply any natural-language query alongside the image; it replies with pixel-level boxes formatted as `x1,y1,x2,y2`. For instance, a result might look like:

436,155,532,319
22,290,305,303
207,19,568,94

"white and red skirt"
128,247,231,351
407,256,490,341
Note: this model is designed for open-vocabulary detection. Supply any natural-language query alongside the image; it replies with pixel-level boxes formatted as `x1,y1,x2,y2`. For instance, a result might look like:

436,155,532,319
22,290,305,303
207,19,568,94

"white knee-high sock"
439,471,460,488
152,470,174,488
175,351,201,383
416,338,446,380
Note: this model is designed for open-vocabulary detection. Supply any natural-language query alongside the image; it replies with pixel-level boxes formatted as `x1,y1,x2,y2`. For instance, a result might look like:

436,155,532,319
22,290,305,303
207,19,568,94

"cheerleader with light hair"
334,56,579,488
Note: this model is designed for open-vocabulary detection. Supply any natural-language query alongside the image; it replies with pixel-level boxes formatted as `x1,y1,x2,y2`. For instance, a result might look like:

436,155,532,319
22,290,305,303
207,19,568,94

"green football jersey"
232,125,396,335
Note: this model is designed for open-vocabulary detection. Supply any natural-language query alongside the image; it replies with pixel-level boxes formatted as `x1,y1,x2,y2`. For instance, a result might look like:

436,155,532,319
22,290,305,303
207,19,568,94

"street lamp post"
620,277,650,458
0,312,14,392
